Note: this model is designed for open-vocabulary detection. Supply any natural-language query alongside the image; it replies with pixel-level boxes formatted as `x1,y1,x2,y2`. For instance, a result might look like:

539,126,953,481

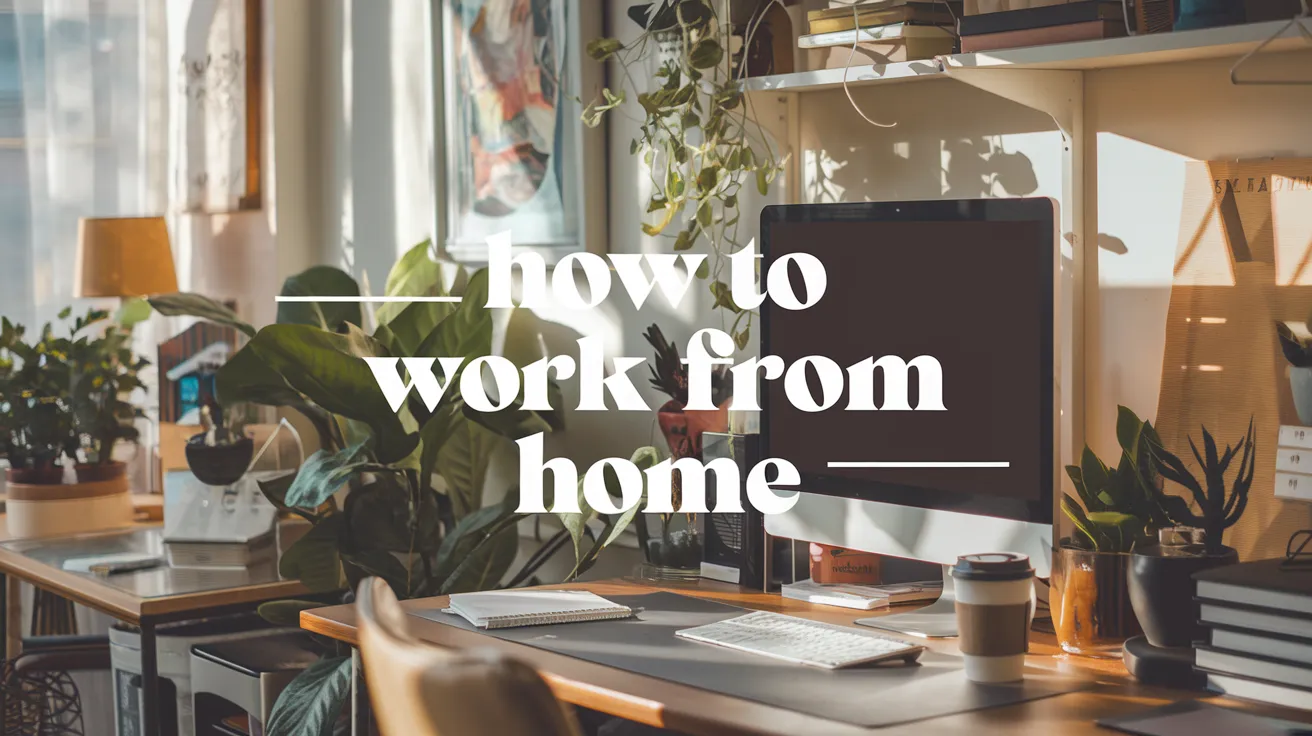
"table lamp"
74,216,178,298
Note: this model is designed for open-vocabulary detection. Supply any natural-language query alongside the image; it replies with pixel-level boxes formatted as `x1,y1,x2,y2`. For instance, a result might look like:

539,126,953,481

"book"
445,590,633,630
798,23,957,48
1210,626,1312,665
1200,602,1312,641
804,35,957,67
782,579,943,610
959,19,1124,53
1206,672,1312,711
1195,558,1312,616
959,1,1125,36
808,3,960,34
1196,646,1312,690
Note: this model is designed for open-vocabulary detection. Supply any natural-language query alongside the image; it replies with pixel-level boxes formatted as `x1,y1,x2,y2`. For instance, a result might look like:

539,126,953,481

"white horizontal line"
274,296,463,303
828,462,1011,468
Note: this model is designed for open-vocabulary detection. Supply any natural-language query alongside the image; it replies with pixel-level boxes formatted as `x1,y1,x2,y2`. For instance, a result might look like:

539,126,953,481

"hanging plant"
584,0,788,349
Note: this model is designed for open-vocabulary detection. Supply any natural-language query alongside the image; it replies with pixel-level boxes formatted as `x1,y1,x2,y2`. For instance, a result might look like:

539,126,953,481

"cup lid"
950,552,1034,581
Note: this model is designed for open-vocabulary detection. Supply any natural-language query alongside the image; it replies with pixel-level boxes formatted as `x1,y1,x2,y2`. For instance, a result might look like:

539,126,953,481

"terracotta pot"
5,466,65,485
6,474,132,538
1129,545,1238,648
74,461,127,484
657,401,729,459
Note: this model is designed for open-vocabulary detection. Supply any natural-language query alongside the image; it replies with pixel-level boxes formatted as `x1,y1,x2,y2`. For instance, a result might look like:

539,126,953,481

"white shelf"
744,19,1308,93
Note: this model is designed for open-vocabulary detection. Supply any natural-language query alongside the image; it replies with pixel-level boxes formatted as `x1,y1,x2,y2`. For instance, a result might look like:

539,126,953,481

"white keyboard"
676,611,926,669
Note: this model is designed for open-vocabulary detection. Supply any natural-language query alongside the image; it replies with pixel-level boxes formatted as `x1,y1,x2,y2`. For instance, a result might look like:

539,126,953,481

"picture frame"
437,0,605,264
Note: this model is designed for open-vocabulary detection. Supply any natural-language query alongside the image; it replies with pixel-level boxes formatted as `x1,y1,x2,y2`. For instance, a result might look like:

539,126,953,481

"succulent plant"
1148,419,1255,557
1063,407,1172,552
642,323,729,408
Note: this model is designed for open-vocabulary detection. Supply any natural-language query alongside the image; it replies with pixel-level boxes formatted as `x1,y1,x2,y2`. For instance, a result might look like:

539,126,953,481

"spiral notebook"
444,590,634,629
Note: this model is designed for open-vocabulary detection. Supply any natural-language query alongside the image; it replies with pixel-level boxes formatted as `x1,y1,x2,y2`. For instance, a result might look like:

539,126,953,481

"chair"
356,577,582,736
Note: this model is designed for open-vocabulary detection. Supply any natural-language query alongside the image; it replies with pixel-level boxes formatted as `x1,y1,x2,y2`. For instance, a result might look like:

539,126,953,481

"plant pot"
74,461,127,484
5,475,132,539
636,512,704,582
1290,366,1312,425
4,466,65,485
657,401,729,460
1129,544,1238,648
1051,546,1142,658
185,435,254,487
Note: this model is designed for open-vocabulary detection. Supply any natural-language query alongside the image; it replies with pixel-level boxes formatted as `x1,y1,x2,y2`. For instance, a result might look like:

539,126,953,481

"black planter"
185,435,254,487
1128,545,1238,648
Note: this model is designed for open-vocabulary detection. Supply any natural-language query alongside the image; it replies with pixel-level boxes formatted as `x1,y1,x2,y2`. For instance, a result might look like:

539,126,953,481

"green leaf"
688,38,722,69
148,293,256,338
598,447,662,549
257,599,326,628
376,240,450,327
435,415,500,520
709,281,742,314
285,442,370,509
756,168,769,196
340,549,411,595
695,259,710,279
265,656,351,736
278,266,362,331
238,324,417,464
115,298,153,329
1078,446,1113,511
414,269,493,362
696,166,721,193
279,515,344,592
215,346,337,448
586,37,623,60
697,200,713,227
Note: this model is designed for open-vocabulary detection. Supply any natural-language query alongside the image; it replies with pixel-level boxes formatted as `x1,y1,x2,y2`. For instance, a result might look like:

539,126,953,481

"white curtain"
8,0,167,328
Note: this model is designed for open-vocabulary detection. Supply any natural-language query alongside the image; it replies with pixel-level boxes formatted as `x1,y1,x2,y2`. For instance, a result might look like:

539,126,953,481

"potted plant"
1053,409,1165,657
185,395,254,487
1276,321,1312,424
1129,419,1253,649
67,310,148,483
585,1,788,349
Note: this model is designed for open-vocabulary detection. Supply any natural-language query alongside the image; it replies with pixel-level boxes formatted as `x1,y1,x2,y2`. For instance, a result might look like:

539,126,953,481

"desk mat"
414,592,1083,728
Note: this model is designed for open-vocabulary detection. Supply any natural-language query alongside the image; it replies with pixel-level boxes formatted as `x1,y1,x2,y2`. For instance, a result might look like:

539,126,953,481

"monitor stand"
854,566,958,639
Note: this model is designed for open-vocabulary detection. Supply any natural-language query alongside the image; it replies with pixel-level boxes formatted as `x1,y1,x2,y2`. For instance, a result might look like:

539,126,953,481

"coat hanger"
1230,0,1312,86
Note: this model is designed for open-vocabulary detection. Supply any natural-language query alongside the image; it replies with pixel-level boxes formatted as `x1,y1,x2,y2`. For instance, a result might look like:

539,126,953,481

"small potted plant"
185,396,254,487
1053,409,1165,657
0,317,78,485
68,312,149,483
1276,321,1312,424
1129,419,1253,649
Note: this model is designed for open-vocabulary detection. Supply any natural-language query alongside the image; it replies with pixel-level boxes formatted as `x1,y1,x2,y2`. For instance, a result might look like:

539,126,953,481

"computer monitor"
759,199,1058,637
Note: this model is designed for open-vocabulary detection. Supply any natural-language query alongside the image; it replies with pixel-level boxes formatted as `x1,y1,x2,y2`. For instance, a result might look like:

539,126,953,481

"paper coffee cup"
951,552,1034,683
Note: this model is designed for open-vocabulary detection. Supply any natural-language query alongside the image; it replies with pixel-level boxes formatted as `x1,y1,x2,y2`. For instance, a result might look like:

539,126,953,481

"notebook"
445,590,633,630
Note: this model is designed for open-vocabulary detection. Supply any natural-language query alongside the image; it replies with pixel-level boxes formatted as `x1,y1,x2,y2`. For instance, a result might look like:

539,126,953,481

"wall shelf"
743,19,1308,94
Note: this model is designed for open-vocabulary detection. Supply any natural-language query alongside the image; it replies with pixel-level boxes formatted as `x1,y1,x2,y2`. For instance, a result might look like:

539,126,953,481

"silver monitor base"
855,566,959,639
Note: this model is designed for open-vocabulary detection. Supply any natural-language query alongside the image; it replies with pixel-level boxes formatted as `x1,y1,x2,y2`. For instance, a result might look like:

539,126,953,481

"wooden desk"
300,578,1310,735
0,526,307,736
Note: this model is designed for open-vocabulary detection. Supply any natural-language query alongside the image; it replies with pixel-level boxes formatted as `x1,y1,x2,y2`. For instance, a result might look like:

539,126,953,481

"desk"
300,578,1312,736
0,527,306,736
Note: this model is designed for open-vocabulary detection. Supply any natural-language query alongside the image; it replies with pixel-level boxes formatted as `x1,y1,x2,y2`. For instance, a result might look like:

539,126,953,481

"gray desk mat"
415,592,1083,728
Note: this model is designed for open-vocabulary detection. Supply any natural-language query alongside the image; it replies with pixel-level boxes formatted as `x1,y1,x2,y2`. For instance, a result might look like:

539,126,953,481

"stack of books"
798,1,961,68
959,1,1127,53
1194,558,1312,710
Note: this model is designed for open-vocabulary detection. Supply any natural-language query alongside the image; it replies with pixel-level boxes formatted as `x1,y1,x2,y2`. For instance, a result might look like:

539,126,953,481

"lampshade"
74,216,179,298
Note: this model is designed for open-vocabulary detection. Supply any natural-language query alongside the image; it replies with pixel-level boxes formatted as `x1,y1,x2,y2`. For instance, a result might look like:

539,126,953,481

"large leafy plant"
1063,406,1171,553
585,0,787,349
151,242,652,736
1147,419,1255,558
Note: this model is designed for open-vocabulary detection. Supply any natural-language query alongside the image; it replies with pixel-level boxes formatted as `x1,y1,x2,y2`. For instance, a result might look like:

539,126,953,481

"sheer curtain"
7,0,166,328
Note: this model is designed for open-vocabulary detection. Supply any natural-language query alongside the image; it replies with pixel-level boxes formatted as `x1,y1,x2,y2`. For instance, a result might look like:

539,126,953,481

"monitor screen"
760,200,1055,525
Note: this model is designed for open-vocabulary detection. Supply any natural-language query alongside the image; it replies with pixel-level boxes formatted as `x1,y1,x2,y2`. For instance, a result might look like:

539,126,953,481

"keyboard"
676,610,926,669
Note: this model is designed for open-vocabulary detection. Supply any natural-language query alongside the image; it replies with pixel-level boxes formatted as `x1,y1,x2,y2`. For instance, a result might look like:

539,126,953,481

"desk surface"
299,578,1310,736
0,527,306,624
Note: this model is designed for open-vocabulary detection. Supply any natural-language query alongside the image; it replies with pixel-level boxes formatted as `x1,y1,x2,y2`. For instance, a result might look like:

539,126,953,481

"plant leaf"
265,656,351,736
688,38,722,69
278,266,362,332
284,442,370,509
435,415,500,521
148,293,256,338
586,37,623,60
376,240,453,331
279,515,345,593
257,599,327,628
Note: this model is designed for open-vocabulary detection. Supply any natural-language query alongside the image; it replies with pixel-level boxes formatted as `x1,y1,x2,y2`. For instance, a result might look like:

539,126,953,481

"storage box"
809,543,882,584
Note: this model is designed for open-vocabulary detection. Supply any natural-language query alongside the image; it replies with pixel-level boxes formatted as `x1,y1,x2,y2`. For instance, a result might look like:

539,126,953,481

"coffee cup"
950,552,1035,683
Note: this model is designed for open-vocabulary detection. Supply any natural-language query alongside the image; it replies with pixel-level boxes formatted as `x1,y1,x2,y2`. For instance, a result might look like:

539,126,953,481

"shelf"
743,19,1308,93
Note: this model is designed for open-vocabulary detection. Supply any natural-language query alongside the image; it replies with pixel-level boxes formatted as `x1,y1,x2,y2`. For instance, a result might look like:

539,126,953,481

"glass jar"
1051,546,1142,658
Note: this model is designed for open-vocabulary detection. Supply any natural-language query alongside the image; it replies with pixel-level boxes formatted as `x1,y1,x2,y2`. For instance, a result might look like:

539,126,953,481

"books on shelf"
1205,672,1312,711
807,1,961,34
799,24,957,65
957,1,1126,53
960,18,1124,53
1196,557,1312,616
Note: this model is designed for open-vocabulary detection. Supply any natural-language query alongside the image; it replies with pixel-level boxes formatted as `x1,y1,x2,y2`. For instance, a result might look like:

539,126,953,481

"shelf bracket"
937,66,1084,138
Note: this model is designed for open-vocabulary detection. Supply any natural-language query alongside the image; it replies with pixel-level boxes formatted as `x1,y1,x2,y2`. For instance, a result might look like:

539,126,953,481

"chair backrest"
356,578,582,736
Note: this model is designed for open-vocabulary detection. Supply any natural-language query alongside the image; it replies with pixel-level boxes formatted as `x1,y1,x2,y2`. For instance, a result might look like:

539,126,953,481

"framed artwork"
439,0,605,263
171,0,263,213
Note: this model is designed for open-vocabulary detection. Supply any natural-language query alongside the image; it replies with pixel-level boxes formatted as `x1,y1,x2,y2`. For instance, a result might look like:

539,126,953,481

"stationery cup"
951,552,1035,683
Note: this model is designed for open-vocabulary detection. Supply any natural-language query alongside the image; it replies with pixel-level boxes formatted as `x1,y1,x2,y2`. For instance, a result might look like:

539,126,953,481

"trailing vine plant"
584,0,788,350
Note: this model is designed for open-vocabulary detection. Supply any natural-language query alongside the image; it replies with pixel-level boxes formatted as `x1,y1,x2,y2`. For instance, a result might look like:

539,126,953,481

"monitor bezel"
759,198,1056,526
